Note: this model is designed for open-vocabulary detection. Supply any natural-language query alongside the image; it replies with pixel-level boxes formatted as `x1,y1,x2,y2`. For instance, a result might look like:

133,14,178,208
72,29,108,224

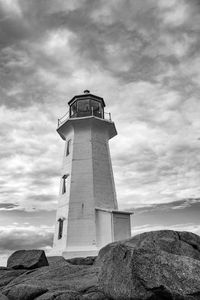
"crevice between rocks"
176,231,200,253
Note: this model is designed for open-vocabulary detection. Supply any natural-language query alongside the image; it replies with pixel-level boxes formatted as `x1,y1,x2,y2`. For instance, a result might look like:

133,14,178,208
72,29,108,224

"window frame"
62,174,68,194
66,139,72,156
58,218,64,239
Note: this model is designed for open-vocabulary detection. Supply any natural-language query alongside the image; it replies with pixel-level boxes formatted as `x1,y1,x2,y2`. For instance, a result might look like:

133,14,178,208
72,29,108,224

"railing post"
91,107,93,116
109,113,111,121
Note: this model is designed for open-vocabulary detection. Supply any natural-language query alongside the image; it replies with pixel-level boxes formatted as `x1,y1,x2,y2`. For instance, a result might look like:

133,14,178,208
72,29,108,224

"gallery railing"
57,110,112,127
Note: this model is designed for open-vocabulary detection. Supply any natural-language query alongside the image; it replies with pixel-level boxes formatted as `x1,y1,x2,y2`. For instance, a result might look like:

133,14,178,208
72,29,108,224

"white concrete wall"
53,116,119,257
53,125,74,251
91,120,118,210
66,121,96,249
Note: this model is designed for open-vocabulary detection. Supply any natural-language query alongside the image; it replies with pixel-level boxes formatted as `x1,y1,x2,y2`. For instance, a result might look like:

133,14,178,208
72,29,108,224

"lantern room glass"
70,98,104,119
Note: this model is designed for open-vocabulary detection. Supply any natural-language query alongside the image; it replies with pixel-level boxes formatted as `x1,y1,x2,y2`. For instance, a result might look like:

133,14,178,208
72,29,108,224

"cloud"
0,224,54,266
0,203,19,210
157,0,189,27
0,224,53,251
0,104,62,211
130,199,200,241
0,1,199,263
133,198,200,214
132,223,200,237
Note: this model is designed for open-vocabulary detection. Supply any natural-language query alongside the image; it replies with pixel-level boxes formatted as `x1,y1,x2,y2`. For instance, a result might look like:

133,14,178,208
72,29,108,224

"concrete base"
48,248,63,257
62,249,99,259
50,246,99,259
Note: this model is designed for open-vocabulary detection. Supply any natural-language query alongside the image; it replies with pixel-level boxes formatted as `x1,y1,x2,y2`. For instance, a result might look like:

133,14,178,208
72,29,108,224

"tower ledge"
57,115,117,140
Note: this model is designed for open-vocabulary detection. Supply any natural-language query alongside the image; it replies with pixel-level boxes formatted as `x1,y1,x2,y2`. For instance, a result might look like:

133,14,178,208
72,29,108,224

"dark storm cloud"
0,4,29,47
0,0,199,109
42,0,200,84
0,0,65,107
133,198,200,214
132,198,200,236
42,0,162,81
0,203,18,210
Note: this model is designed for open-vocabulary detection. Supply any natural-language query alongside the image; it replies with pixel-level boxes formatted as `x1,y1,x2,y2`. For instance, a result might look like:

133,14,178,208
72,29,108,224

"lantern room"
68,90,105,119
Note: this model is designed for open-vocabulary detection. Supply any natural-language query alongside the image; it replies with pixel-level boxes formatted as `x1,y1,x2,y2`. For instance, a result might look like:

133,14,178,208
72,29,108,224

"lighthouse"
53,90,132,258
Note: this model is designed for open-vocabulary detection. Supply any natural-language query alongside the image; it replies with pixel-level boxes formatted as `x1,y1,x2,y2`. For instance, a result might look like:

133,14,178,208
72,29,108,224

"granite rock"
1,230,200,300
2,283,48,300
7,250,49,270
1,256,102,299
0,294,8,300
0,268,27,290
66,256,96,266
35,290,82,300
97,230,200,300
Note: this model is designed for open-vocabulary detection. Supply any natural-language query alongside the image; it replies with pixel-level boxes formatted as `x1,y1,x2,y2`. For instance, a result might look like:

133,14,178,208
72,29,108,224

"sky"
0,0,200,265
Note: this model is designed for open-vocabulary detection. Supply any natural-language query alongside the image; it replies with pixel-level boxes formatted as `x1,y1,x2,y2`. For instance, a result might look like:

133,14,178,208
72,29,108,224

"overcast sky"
0,0,200,265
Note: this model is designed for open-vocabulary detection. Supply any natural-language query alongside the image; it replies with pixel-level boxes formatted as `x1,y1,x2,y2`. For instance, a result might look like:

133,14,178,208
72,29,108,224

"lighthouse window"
62,175,68,194
91,100,99,111
66,139,72,156
58,218,64,239
71,102,77,113
91,100,102,117
77,100,90,112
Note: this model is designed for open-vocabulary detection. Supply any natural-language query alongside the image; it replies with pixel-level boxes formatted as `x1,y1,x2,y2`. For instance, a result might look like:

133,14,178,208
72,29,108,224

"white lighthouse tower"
53,90,132,258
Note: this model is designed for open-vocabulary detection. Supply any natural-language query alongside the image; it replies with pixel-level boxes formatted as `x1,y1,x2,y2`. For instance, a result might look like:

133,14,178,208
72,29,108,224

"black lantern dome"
68,90,105,119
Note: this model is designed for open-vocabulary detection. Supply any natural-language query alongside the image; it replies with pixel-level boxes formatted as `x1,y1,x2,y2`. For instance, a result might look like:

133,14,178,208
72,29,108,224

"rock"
0,268,27,289
7,250,49,270
47,256,67,267
66,256,96,266
3,258,101,294
2,230,199,300
54,291,81,300
34,291,56,300
82,291,110,299
0,294,8,300
97,230,200,300
3,283,48,300
35,290,81,300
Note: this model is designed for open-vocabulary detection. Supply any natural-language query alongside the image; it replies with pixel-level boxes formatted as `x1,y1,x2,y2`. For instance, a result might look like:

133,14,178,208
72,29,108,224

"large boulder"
0,294,8,300
2,256,103,299
97,230,200,300
0,268,27,289
7,250,49,270
2,230,200,299
65,256,96,266
34,290,81,300
3,283,48,300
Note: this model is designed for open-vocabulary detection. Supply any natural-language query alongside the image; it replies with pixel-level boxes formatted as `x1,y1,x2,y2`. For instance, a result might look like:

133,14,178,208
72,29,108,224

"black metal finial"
84,90,90,94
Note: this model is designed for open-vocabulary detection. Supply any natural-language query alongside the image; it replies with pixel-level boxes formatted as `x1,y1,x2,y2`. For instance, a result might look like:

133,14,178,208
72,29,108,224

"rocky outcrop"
0,268,26,288
97,230,200,299
3,284,48,300
35,290,81,300
0,230,200,300
0,294,8,300
7,250,49,270
65,256,96,266
1,254,106,300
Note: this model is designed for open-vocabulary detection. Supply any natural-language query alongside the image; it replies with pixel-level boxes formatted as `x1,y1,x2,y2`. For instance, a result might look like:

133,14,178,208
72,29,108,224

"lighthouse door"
113,213,131,241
